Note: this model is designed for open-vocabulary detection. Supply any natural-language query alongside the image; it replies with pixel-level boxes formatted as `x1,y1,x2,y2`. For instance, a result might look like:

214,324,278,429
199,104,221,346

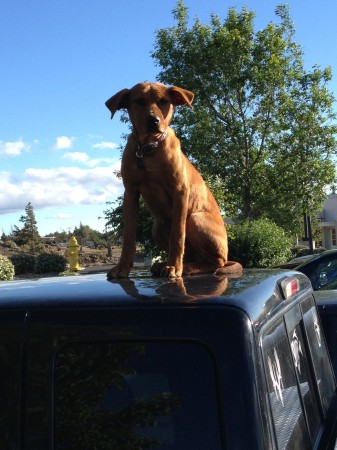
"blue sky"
1,0,336,236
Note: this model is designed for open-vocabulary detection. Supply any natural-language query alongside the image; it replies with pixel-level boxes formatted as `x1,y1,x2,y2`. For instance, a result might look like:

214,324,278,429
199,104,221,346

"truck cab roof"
0,269,309,319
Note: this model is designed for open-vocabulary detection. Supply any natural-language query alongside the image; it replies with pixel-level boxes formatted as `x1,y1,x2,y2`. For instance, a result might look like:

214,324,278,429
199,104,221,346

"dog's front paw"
160,265,182,278
107,265,130,279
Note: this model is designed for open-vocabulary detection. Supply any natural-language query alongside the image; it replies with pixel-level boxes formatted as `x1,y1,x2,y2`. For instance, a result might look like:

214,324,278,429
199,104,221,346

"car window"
305,257,337,290
293,254,319,265
54,341,224,450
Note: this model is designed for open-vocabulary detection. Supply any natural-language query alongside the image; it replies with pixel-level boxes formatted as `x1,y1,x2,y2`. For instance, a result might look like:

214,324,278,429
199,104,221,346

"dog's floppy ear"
169,86,194,109
105,89,130,119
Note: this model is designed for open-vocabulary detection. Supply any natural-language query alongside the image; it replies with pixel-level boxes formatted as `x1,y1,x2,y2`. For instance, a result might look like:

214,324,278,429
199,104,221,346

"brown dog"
105,82,242,278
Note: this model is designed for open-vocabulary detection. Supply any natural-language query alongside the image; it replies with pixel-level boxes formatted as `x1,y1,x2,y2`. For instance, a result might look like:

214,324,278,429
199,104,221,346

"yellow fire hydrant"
65,236,80,271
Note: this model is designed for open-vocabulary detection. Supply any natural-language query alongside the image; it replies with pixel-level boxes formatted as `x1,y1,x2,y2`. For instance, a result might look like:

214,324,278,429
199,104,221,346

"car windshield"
288,254,321,266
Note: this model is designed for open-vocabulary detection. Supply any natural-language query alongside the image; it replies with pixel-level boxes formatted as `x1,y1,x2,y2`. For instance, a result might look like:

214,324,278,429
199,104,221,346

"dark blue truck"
1,269,337,449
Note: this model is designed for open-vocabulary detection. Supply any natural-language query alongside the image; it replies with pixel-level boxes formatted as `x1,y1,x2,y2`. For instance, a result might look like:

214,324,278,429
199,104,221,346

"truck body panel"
1,270,337,449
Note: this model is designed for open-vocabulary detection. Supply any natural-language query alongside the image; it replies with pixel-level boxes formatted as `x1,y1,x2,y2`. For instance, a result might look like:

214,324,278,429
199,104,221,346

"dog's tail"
215,261,243,276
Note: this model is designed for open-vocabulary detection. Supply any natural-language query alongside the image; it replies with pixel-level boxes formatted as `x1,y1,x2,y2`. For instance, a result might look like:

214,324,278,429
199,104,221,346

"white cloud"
63,152,89,163
0,166,123,215
62,152,119,169
47,212,74,220
92,141,119,150
85,157,118,168
54,136,74,150
0,140,30,156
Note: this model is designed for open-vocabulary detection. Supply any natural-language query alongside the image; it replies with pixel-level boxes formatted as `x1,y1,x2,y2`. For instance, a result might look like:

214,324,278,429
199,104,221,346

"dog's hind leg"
185,213,242,275
185,212,228,263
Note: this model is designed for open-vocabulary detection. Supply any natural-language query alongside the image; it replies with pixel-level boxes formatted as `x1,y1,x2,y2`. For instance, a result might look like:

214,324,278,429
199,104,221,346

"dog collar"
136,131,167,169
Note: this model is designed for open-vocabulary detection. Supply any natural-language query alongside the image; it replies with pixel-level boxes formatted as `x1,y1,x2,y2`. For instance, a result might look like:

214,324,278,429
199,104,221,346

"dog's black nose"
147,115,160,131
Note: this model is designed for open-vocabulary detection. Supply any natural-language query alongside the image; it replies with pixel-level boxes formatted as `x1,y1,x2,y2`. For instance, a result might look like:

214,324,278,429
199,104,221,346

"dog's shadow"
108,274,242,302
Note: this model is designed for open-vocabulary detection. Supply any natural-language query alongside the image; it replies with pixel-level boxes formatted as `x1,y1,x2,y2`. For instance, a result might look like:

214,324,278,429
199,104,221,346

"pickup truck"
1,269,337,449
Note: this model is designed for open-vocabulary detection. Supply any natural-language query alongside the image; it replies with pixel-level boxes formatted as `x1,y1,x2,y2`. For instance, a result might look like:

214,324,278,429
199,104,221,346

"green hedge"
35,252,67,274
10,253,36,275
229,218,292,268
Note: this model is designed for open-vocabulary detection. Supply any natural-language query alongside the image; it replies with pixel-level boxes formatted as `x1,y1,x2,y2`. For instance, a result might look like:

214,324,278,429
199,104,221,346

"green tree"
1,231,9,242
11,202,42,253
102,197,157,256
152,1,337,235
44,230,71,243
73,223,103,248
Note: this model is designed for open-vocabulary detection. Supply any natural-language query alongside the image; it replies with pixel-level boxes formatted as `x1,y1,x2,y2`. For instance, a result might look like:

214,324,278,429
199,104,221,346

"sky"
1,0,336,237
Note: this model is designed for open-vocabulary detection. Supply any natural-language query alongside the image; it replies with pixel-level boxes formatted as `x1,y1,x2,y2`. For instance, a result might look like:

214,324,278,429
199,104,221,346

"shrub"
35,252,67,274
2,240,18,249
10,253,36,275
229,218,292,268
291,245,326,258
0,255,15,281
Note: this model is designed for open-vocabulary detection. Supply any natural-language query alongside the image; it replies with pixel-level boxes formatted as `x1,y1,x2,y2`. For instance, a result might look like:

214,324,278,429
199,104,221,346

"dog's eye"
158,98,169,106
135,98,146,106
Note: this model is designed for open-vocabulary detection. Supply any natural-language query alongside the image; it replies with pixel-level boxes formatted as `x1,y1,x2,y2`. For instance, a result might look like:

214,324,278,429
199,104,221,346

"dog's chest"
124,147,181,183
134,155,159,173
137,163,176,200
140,181,173,219
127,154,182,216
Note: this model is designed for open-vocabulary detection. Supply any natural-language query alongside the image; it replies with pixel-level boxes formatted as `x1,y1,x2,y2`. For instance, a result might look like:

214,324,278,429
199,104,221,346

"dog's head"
105,82,194,142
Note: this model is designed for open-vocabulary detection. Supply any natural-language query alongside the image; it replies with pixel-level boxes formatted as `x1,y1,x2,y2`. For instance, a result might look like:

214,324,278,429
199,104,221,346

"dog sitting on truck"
105,82,242,279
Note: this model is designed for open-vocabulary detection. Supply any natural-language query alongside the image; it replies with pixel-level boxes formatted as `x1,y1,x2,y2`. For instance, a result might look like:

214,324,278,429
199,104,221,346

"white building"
318,193,337,249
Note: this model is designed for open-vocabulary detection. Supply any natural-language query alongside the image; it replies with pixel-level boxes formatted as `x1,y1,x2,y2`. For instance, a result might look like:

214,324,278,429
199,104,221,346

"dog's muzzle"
147,115,161,132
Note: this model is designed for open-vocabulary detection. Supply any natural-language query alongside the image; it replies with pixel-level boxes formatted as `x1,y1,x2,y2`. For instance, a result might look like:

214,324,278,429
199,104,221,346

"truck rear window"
54,341,224,449
262,297,336,449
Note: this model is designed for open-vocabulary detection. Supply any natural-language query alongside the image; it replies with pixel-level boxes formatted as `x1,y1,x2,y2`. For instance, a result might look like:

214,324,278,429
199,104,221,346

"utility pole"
303,214,314,254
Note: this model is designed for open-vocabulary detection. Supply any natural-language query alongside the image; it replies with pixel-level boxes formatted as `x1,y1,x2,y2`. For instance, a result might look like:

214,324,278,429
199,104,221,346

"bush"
291,245,326,258
0,255,15,281
2,240,18,249
10,253,36,274
35,252,67,274
229,218,292,268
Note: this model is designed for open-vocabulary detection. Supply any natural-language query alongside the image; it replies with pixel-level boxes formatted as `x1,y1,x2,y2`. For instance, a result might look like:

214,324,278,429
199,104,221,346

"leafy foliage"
229,218,292,267
0,239,18,250
292,245,326,258
152,1,337,235
73,222,104,248
102,197,163,257
0,255,15,281
35,252,67,274
11,202,43,253
9,253,36,275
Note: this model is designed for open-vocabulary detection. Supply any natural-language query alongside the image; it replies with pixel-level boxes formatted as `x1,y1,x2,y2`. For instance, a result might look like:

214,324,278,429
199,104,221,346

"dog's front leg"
107,188,140,279
161,187,189,278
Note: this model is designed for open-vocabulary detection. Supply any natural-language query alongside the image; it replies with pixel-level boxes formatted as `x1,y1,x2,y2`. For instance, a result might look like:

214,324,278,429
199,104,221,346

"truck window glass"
284,304,322,444
263,319,311,449
54,341,223,450
301,296,336,414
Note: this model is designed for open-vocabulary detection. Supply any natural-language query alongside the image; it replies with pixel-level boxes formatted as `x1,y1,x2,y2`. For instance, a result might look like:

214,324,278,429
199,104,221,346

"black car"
277,249,337,290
